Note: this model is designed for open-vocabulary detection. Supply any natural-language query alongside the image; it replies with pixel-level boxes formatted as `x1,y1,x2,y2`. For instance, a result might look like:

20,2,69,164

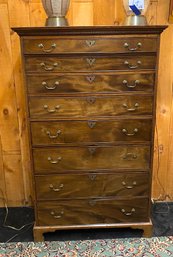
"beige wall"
0,0,172,206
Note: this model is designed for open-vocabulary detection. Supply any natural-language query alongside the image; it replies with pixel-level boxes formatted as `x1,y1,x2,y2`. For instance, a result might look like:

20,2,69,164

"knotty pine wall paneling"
0,0,172,207
152,24,173,200
0,2,25,207
146,0,173,200
72,0,93,25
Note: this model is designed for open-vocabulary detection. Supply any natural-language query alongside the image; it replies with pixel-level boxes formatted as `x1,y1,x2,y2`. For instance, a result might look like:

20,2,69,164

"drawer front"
29,95,153,118
25,55,156,73
35,172,149,199
33,145,150,173
31,119,152,145
27,73,155,95
23,37,157,54
37,198,149,226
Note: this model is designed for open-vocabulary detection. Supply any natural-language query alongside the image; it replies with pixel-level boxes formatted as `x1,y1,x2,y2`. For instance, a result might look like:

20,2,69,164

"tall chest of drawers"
14,26,166,241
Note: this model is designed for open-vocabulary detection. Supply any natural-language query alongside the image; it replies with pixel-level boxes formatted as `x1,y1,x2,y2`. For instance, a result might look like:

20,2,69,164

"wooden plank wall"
0,0,172,207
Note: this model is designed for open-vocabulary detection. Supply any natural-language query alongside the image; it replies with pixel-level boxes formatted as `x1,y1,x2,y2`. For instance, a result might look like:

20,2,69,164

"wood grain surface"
29,95,153,118
26,72,155,94
33,145,151,173
37,198,149,226
22,36,157,54
25,55,156,73
35,172,149,199
30,119,152,145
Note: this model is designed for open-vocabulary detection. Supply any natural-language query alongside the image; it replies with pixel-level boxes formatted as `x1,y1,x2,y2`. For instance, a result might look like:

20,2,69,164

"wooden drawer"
25,55,156,73
35,172,149,200
23,36,157,54
33,145,150,174
29,95,153,118
37,198,149,226
31,119,152,146
27,73,155,95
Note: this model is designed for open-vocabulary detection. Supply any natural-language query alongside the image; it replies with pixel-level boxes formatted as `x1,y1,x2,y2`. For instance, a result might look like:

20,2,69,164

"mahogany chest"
13,26,166,241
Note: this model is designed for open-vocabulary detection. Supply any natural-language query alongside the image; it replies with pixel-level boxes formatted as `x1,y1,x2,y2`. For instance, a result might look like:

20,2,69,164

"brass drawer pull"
49,183,64,192
122,181,137,189
86,40,96,47
124,42,142,51
46,130,61,139
40,62,58,71
121,208,136,216
123,103,139,112
44,105,61,113
42,81,59,90
123,80,140,89
122,128,138,136
48,156,62,164
50,210,64,219
86,58,96,66
124,60,141,69
123,153,137,160
38,43,57,53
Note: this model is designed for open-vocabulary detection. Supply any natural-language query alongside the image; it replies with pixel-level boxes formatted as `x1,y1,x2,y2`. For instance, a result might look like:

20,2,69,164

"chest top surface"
12,25,167,37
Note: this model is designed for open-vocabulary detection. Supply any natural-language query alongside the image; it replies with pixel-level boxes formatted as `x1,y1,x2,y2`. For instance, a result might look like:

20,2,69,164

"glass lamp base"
45,17,69,27
123,15,148,26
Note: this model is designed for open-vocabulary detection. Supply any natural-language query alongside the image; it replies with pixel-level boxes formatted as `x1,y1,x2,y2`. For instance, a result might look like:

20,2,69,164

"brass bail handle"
123,103,139,112
50,210,64,219
124,60,141,69
44,105,61,113
122,128,138,136
42,81,60,90
121,208,136,216
40,62,58,71
38,43,57,53
123,153,137,160
123,80,140,89
124,42,142,51
49,183,64,192
46,130,61,139
48,156,62,164
122,181,137,189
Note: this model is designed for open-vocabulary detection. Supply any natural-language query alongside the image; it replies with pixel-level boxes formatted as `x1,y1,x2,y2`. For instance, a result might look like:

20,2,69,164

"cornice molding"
12,25,168,36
